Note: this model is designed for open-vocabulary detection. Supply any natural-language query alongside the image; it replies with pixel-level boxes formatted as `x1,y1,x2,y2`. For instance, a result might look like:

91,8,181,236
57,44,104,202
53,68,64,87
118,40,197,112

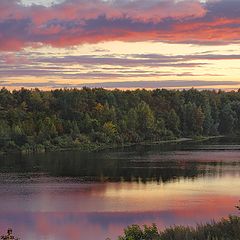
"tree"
70,121,80,138
194,106,205,135
38,117,57,140
126,108,138,131
135,101,155,139
183,103,205,136
236,201,240,212
103,121,118,143
202,104,214,135
219,104,236,134
0,120,11,147
165,109,180,136
11,125,27,146
230,101,240,134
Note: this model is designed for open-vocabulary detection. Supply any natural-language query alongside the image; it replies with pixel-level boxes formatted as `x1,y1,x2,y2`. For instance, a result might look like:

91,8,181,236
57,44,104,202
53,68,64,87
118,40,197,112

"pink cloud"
2,53,30,64
0,0,206,23
0,0,240,51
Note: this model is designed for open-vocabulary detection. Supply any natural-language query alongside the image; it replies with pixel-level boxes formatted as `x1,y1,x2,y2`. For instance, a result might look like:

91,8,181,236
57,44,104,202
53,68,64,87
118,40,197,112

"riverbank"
117,215,240,240
136,135,225,145
0,135,226,155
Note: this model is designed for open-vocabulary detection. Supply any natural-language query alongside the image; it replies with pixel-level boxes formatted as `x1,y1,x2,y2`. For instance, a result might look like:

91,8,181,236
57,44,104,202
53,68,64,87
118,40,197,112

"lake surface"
0,138,240,240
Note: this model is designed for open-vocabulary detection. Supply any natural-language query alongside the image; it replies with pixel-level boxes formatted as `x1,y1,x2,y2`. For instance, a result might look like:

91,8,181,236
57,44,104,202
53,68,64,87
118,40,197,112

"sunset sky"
1,0,240,90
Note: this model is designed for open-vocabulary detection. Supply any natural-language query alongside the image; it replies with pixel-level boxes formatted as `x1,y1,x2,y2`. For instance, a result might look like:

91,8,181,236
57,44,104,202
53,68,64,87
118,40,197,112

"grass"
117,216,240,240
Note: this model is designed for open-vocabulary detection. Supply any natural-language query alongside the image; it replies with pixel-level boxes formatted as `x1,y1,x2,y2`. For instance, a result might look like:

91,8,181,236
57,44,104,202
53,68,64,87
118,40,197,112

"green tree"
135,101,155,139
103,121,118,143
11,125,27,146
183,103,205,136
219,104,236,134
202,104,214,135
126,108,138,131
165,109,180,136
38,117,57,140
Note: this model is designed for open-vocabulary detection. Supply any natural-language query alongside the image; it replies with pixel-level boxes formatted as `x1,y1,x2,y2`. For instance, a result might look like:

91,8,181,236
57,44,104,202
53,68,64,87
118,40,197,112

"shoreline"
0,135,225,155
111,135,225,149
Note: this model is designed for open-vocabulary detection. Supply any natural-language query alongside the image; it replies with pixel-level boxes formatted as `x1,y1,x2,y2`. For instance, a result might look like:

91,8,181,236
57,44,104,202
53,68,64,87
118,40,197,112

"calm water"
0,138,240,240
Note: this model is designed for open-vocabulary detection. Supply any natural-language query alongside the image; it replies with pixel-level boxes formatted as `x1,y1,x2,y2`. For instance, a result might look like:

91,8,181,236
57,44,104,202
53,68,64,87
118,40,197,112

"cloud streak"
1,80,239,89
2,52,240,79
1,0,240,50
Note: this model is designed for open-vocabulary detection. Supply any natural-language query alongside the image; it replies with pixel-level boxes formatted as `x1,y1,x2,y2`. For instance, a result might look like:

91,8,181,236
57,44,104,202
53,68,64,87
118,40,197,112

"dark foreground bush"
117,216,240,240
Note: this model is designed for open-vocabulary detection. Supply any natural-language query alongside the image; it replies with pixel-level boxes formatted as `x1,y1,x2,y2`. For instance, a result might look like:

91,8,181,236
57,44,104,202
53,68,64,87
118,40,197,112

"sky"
1,0,240,90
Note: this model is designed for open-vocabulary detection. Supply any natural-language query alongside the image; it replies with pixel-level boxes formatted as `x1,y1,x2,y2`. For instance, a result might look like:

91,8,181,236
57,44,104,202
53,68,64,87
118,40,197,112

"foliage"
236,201,240,212
117,216,240,240
1,87,240,152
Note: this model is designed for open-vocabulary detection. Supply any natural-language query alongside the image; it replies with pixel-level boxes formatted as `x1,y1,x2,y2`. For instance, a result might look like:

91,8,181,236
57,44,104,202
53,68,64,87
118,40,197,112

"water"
0,138,240,240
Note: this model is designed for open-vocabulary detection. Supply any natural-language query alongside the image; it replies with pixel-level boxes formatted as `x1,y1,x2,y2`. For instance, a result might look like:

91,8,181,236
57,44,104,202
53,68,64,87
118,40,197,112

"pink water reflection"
0,206,238,240
0,175,239,240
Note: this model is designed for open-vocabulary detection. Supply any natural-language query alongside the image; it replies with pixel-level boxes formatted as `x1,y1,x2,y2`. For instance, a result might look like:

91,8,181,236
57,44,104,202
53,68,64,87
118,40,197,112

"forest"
0,87,240,153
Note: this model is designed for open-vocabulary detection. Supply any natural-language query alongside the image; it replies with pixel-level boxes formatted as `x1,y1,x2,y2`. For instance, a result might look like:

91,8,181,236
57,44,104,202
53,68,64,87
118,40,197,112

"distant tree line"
0,87,240,153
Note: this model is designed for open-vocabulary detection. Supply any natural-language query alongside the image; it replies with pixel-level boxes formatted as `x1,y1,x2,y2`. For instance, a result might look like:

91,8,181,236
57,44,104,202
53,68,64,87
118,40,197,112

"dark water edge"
0,135,224,155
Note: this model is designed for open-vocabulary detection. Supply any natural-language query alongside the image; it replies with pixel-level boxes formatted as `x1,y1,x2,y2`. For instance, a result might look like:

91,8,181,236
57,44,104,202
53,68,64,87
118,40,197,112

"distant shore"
137,135,225,145
0,88,239,157
0,135,227,155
